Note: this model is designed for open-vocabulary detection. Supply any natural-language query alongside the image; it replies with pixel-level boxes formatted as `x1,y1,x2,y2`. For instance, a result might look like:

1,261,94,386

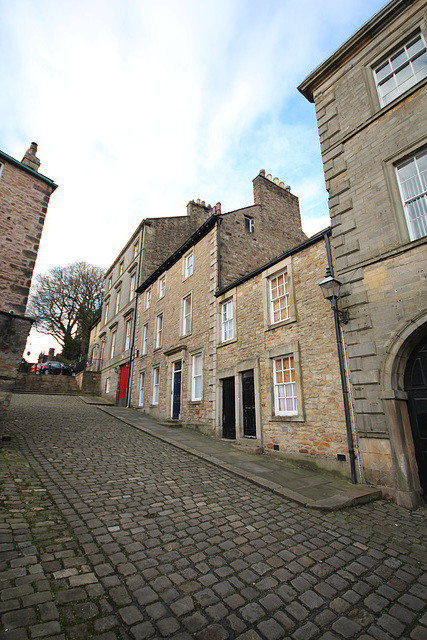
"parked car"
29,363,42,374
40,362,74,376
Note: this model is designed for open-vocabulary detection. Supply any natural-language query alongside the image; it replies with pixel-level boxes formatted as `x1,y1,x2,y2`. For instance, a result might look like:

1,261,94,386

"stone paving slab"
98,405,381,511
0,394,426,640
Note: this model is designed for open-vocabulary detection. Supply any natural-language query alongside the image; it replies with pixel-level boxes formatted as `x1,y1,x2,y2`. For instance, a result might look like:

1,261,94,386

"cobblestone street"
1,395,426,640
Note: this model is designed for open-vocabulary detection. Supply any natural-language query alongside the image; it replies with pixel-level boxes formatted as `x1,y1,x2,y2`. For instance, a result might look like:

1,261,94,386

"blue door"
172,361,182,419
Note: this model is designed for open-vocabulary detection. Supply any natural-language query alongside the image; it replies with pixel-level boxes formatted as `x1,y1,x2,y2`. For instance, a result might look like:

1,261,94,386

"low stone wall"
0,311,32,431
75,370,101,395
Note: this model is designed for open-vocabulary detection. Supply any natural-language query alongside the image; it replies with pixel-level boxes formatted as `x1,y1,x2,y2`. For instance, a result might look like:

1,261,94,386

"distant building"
299,0,427,507
0,143,57,423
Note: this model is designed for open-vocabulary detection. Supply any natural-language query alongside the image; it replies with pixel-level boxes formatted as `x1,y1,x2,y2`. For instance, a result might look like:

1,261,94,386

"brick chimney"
21,142,41,172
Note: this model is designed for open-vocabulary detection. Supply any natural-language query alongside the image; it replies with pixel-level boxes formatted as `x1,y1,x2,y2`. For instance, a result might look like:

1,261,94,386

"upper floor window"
141,322,149,355
159,276,166,299
184,252,193,279
155,313,163,349
108,276,112,290
124,318,132,351
269,270,289,325
104,300,110,324
244,215,254,233
0,163,3,178
133,241,139,258
130,272,136,301
115,289,121,315
119,261,124,275
110,330,117,359
374,34,427,107
396,149,427,241
182,294,192,336
221,299,233,342
145,288,152,310
274,355,297,416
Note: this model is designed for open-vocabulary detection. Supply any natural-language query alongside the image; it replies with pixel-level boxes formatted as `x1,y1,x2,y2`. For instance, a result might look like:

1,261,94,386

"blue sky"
1,0,387,356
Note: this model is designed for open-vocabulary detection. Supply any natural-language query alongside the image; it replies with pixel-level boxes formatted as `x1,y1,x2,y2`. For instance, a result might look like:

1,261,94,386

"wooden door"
171,361,182,419
242,369,256,437
222,377,236,439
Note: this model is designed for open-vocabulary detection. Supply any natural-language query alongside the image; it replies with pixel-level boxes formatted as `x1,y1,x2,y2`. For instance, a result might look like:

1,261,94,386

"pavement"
92,402,382,512
1,394,426,640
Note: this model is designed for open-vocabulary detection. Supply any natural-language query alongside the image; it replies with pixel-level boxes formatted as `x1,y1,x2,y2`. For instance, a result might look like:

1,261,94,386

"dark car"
40,362,74,376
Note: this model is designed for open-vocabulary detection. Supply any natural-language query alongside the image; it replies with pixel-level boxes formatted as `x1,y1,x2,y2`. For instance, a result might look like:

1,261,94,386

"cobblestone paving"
1,395,426,640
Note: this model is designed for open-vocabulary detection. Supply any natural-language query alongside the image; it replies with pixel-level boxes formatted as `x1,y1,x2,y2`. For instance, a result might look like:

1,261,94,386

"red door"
118,364,129,406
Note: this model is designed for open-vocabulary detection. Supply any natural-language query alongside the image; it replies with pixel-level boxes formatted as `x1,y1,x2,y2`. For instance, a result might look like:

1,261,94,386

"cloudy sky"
1,0,386,357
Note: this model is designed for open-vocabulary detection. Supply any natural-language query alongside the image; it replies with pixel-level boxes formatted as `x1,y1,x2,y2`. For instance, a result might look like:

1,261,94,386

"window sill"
266,316,296,331
270,414,305,423
188,399,202,404
218,337,237,348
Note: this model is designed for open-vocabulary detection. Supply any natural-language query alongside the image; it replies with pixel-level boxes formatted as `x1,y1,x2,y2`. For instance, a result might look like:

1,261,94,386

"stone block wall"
131,226,218,429
220,173,307,289
0,145,57,314
216,236,351,476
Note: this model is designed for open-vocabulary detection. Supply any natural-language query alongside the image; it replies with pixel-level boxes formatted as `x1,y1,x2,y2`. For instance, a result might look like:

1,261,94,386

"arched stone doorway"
382,313,427,508
405,334,427,495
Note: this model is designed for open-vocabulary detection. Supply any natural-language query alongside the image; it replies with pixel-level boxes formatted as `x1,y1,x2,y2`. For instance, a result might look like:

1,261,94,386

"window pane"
376,60,391,82
407,35,424,57
390,48,407,70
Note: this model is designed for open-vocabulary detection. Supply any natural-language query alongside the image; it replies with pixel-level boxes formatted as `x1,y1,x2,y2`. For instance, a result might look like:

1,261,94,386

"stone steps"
13,373,82,395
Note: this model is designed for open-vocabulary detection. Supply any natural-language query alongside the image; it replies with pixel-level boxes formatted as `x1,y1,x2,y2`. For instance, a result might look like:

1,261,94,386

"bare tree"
28,262,105,360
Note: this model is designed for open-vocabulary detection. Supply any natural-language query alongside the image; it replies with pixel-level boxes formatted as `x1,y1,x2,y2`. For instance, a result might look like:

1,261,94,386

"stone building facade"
99,204,210,404
215,229,351,476
129,174,351,476
0,143,57,423
299,0,427,506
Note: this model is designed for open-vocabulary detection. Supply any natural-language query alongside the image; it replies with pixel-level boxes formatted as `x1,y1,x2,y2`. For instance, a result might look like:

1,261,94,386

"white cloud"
1,0,386,354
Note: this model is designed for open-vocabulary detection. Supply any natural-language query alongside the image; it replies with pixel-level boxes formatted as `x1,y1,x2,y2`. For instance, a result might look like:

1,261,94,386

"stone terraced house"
0,143,57,424
129,173,353,479
298,0,427,507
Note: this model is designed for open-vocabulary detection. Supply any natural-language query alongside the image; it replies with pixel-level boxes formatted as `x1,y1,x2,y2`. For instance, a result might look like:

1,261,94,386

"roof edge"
0,149,58,190
298,0,412,102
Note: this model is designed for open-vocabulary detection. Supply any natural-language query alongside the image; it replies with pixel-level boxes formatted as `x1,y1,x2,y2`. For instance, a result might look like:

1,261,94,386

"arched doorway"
405,335,427,494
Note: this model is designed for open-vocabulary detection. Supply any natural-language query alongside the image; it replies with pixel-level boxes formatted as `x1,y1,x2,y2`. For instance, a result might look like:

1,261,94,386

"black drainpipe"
323,231,357,484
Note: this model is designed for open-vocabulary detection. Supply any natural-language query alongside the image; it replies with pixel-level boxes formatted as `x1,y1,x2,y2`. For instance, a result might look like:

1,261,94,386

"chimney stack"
21,142,41,172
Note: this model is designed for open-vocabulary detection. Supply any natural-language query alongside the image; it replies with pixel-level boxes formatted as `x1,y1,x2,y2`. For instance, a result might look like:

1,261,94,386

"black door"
172,361,182,420
242,369,256,438
405,335,427,493
222,377,236,439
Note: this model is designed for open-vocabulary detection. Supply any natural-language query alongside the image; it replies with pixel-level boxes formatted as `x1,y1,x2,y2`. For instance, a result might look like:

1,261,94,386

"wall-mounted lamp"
319,267,349,324
319,264,356,484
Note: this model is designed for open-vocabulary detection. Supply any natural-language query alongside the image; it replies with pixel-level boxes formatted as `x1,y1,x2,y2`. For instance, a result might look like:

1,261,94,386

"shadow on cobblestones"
1,395,426,640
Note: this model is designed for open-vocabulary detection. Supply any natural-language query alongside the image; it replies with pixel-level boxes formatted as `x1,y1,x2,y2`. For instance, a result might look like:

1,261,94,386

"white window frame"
184,252,193,279
159,276,166,299
273,355,298,417
104,300,110,324
155,313,163,349
221,299,233,342
269,270,290,325
374,33,427,107
191,353,202,401
124,318,132,351
108,276,112,290
244,215,254,233
152,366,160,405
182,294,192,336
115,289,121,315
110,330,117,359
133,241,139,258
396,149,427,241
105,377,110,394
119,261,124,275
138,372,145,407
0,163,3,179
129,272,136,301
141,322,149,355
145,288,152,310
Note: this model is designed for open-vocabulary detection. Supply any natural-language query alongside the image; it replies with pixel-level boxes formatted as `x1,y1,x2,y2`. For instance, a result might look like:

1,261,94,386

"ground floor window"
192,353,202,401
139,372,145,407
274,355,297,416
152,366,160,405
105,377,110,394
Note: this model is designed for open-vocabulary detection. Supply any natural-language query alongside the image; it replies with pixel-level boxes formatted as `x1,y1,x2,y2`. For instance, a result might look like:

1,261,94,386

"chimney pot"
266,174,272,181
273,177,279,185
259,169,265,176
